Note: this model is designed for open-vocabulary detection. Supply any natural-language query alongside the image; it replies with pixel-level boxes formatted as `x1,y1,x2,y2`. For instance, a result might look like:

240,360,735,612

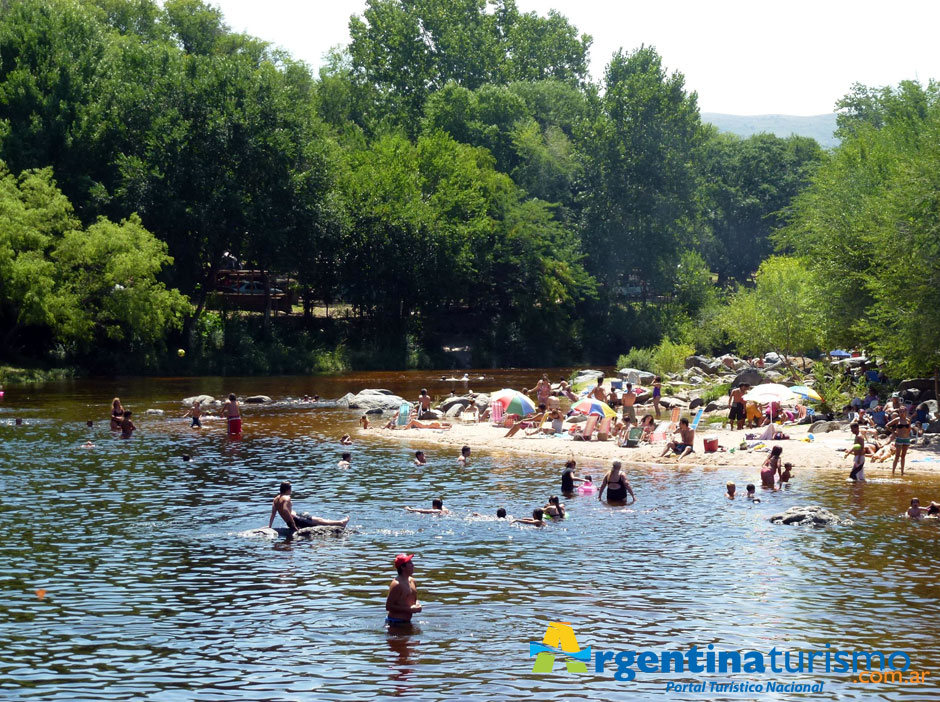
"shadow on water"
0,372,939,700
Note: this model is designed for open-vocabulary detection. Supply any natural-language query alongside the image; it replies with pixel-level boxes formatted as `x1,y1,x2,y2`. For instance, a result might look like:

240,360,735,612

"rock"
927,420,940,434
244,395,272,404
573,369,605,381
733,369,764,388
439,397,472,414
901,388,920,403
684,355,712,371
419,409,443,420
182,394,215,406
689,397,704,410
686,376,704,386
618,368,656,385
345,390,408,411
357,389,396,396
705,361,723,375
770,506,851,527
897,378,934,393
809,420,844,434
765,370,784,381
705,401,721,413
444,404,468,418
335,392,356,408
925,399,938,416
146,408,164,415
635,391,652,404
660,397,688,409
365,408,384,415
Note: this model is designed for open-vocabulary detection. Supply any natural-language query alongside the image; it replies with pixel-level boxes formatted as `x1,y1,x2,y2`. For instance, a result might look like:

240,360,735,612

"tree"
698,129,825,285
719,256,820,363
578,46,702,295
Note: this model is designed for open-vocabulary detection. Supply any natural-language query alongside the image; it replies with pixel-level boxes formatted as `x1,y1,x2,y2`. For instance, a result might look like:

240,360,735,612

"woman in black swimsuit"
110,397,124,431
598,461,635,504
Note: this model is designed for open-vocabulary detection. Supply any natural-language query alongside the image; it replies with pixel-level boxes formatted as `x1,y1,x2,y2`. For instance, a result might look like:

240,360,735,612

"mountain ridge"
702,112,839,148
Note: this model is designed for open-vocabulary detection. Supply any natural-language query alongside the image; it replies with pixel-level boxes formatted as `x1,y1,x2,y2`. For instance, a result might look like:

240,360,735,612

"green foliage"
652,338,695,376
809,368,852,415
718,256,820,361
782,79,940,377
701,382,732,404
617,347,655,373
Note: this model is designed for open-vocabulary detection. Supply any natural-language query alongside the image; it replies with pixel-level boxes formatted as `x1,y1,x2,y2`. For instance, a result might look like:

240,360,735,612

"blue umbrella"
829,349,851,358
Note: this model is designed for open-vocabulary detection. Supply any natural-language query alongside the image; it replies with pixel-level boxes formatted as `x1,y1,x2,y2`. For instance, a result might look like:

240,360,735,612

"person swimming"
726,482,736,499
338,452,351,469
543,495,566,520
414,450,427,465
745,484,760,502
512,508,545,527
404,499,449,515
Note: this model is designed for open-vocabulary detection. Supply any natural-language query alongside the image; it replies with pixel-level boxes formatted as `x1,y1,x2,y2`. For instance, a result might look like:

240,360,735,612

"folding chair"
667,406,681,432
396,402,411,427
690,408,704,431
490,401,504,426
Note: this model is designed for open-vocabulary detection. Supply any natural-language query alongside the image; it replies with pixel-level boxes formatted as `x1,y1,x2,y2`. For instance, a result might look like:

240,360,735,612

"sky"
210,0,939,115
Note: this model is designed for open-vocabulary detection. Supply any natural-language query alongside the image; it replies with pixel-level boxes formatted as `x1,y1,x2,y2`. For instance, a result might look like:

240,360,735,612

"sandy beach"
367,420,940,475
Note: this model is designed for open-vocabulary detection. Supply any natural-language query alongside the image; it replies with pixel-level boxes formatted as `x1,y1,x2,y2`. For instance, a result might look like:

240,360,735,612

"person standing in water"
110,398,125,431
220,393,241,436
848,422,866,481
182,400,202,428
119,410,136,439
888,407,913,476
385,554,421,627
597,461,635,504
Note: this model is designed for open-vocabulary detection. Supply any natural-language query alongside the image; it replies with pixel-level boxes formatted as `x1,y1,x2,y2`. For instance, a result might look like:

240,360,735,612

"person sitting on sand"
505,404,546,437
340,433,353,445
403,419,452,430
338,452,351,469
660,418,694,460
745,484,760,502
512,508,545,527
359,415,370,429
457,445,471,466
726,482,736,499
543,495,566,520
182,400,202,428
907,498,926,519
761,446,783,488
414,451,427,465
268,481,349,531
535,408,564,435
779,462,793,485
638,414,656,442
404,498,450,515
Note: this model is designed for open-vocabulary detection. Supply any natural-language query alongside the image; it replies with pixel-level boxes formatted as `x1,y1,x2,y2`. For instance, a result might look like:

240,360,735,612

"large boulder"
733,369,764,388
770,506,851,527
342,390,408,411
897,378,935,393
660,397,688,409
635,391,652,404
357,389,397,396
689,397,704,410
444,403,470,418
182,394,215,406
809,420,844,434
684,355,712,371
705,401,721,413
618,368,656,385
439,397,472,414
244,395,272,404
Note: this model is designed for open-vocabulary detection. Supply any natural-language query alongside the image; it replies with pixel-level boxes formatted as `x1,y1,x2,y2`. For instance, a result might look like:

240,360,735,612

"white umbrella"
742,383,797,404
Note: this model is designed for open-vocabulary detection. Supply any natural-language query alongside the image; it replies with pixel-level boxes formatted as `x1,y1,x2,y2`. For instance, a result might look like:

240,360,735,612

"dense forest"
0,0,937,378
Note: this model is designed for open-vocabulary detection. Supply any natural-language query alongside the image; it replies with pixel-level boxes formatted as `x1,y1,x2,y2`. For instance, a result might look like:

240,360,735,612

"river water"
1,371,938,701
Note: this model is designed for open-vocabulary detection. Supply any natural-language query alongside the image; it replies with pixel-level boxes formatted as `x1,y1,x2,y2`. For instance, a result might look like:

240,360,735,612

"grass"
0,365,76,385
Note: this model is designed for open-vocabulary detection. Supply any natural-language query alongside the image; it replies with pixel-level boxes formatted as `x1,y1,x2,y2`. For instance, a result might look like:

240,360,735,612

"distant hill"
702,113,840,149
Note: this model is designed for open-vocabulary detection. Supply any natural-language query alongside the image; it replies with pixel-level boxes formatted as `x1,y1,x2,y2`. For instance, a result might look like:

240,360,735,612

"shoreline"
362,421,940,476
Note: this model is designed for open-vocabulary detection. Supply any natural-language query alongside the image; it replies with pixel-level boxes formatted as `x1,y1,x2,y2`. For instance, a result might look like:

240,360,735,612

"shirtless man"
418,389,433,419
621,383,637,426
728,384,749,430
119,410,136,439
404,499,450,515
268,482,349,531
220,393,241,436
385,554,421,626
182,400,202,428
660,417,694,460
591,378,607,403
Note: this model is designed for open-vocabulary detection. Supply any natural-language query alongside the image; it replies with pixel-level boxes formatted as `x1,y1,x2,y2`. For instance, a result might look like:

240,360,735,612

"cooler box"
610,380,623,390
703,435,718,453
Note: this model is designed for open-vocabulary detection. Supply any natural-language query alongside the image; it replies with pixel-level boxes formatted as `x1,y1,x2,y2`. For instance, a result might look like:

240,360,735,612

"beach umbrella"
571,398,618,418
789,385,823,402
742,383,797,404
490,389,535,416
829,349,851,358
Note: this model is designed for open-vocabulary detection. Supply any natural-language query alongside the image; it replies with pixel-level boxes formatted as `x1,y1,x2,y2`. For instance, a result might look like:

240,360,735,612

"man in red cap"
385,553,422,626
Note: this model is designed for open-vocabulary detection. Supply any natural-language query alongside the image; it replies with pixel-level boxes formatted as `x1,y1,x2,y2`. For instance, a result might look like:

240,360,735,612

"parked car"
228,281,283,295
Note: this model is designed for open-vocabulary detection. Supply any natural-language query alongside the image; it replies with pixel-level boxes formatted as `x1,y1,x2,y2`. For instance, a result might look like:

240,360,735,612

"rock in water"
770,505,851,527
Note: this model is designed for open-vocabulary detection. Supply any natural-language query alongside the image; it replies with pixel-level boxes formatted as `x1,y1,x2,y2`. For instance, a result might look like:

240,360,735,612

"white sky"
210,0,939,115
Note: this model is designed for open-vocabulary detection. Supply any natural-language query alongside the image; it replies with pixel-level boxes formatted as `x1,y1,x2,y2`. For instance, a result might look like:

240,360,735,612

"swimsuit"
895,436,912,446
191,417,201,428
653,386,661,398
729,401,745,421
673,443,690,454
606,474,628,501
385,616,411,626
561,470,574,493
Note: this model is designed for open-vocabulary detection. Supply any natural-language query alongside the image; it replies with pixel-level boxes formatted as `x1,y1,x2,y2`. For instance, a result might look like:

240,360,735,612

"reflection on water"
0,372,939,700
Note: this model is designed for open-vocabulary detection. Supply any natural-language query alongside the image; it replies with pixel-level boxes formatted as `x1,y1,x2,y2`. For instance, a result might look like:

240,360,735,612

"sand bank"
365,420,940,476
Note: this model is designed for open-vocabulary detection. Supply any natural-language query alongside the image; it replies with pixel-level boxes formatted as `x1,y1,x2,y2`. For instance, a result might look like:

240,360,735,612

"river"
1,371,938,700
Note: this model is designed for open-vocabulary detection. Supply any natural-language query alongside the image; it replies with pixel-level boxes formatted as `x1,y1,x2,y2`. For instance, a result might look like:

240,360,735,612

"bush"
652,338,695,376
701,382,732,404
617,347,655,373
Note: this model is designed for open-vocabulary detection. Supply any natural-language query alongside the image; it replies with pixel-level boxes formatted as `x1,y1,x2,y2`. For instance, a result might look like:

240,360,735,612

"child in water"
414,451,427,465
543,496,566,520
182,400,202,428
907,498,926,519
340,433,352,445
457,445,471,466
512,508,545,527
779,462,793,485
359,415,370,429
745,484,760,502
338,452,351,469
119,410,136,439
726,482,736,499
